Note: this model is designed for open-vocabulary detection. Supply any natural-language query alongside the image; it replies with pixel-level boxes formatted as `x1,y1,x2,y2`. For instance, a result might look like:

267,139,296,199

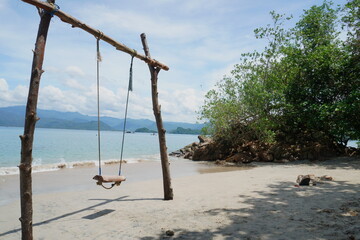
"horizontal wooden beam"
21,0,169,71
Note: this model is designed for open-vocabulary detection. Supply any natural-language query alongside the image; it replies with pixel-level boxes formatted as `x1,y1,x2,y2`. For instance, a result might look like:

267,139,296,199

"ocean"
0,126,198,175
1,126,358,176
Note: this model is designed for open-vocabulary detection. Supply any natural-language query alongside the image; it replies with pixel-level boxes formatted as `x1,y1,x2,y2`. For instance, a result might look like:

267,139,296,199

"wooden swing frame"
19,1,173,239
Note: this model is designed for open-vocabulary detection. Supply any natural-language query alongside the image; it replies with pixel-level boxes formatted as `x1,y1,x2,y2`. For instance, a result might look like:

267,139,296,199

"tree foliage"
199,1,360,147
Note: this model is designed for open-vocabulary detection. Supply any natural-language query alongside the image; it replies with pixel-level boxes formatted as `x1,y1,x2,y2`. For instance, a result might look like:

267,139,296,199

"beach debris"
348,235,355,240
57,163,66,169
165,230,175,236
296,174,334,186
296,174,317,186
319,208,335,213
340,200,360,217
319,175,334,181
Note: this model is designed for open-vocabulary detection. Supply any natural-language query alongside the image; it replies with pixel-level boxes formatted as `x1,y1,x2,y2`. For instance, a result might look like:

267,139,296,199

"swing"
92,37,134,189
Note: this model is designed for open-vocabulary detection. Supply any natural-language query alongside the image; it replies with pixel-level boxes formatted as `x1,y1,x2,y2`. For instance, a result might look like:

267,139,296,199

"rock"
268,145,284,160
198,135,209,143
296,174,316,186
192,141,224,161
169,150,182,157
274,159,289,163
171,131,353,166
191,142,199,148
258,151,273,162
165,230,175,236
215,160,225,165
184,152,192,159
225,153,253,163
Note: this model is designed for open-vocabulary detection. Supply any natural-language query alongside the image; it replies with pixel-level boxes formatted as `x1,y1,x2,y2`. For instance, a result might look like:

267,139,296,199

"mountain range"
0,106,204,132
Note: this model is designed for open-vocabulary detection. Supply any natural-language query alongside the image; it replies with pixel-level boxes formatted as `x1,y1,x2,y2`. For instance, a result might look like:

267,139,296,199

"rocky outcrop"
170,135,359,164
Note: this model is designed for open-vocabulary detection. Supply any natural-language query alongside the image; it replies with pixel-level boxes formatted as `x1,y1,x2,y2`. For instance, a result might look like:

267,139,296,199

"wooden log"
19,3,54,239
21,0,169,71
141,33,173,200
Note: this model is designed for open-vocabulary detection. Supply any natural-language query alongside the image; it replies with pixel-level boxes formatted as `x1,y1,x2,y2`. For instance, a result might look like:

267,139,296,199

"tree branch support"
19,2,53,239
21,0,169,71
141,33,173,200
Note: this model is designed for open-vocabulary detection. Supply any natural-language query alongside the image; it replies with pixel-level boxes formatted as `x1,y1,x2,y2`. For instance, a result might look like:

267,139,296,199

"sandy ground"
0,157,359,240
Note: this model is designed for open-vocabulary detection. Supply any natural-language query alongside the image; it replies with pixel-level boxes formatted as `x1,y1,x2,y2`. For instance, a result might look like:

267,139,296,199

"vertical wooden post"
19,2,54,239
141,33,173,200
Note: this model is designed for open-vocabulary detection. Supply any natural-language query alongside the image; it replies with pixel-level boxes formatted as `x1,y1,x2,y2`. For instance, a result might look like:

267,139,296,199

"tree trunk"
19,6,53,240
140,33,173,200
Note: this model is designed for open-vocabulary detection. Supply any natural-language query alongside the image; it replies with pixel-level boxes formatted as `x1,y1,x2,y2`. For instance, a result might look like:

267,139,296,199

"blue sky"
0,0,346,123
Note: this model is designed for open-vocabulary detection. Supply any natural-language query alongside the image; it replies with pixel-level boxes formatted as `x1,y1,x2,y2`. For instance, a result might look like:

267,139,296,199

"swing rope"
96,37,102,176
119,55,134,176
94,36,134,189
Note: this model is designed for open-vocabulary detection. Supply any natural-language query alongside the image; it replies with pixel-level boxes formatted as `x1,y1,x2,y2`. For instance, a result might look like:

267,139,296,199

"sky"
0,0,346,123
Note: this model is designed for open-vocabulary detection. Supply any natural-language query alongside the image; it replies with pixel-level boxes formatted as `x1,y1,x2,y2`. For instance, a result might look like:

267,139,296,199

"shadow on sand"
0,196,162,238
141,178,360,239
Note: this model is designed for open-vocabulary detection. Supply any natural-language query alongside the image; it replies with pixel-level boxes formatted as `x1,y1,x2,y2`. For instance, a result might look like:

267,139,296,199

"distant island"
0,106,204,134
135,127,157,133
135,127,202,135
169,127,201,135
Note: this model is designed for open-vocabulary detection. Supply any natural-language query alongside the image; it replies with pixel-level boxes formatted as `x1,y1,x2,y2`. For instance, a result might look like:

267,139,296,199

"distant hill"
134,127,157,133
0,106,204,132
169,127,202,135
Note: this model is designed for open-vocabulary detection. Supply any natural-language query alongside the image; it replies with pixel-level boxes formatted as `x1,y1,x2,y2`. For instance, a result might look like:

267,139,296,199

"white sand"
1,157,359,240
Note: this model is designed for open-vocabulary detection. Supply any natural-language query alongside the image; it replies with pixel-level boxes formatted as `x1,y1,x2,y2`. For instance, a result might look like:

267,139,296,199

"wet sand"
1,157,359,239
0,157,249,206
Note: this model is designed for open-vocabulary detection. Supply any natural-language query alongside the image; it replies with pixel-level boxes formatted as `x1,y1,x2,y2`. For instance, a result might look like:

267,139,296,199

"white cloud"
159,88,205,122
0,79,28,107
77,4,209,43
64,78,87,91
13,85,28,101
0,78,9,91
65,66,85,77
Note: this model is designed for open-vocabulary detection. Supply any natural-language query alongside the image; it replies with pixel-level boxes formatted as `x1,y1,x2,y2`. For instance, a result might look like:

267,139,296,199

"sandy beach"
1,157,359,240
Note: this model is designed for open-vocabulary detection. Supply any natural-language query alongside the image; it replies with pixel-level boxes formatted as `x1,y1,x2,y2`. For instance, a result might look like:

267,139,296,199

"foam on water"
0,154,162,175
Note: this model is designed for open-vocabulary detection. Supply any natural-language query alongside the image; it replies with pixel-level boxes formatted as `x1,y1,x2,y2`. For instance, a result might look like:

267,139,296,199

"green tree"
199,1,360,148
339,0,360,142
283,1,359,144
200,11,291,145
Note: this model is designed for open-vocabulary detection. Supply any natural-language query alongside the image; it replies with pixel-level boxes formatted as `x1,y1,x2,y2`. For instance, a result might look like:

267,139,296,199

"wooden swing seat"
93,175,126,184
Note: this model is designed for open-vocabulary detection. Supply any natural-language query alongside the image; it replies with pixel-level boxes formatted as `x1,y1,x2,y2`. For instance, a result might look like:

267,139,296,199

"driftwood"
296,174,334,186
93,175,126,183
19,2,54,239
21,0,169,71
141,33,173,200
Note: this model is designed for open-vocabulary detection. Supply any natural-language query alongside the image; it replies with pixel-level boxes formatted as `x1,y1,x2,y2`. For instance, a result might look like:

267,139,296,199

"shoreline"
0,156,162,176
1,157,359,239
0,157,249,206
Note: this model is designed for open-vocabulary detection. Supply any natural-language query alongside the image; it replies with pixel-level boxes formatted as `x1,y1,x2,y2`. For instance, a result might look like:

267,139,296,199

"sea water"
0,126,198,175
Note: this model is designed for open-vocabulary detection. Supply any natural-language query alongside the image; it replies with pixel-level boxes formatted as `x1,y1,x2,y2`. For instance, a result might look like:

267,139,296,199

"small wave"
0,167,19,175
0,154,163,176
0,161,97,175
0,165,59,176
126,154,161,163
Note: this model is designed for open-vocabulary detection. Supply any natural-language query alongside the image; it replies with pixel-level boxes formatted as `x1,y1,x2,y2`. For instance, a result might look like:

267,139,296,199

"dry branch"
21,0,169,71
141,33,173,200
20,6,53,239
